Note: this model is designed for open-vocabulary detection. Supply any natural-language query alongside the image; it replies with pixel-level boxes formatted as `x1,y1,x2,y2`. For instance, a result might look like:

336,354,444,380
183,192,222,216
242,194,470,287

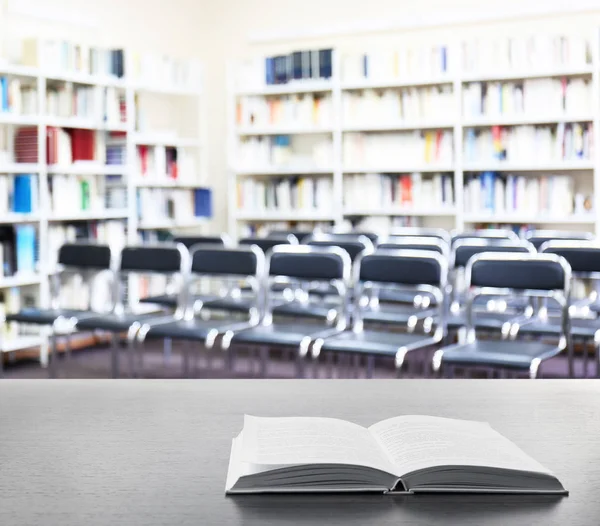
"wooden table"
1,380,599,525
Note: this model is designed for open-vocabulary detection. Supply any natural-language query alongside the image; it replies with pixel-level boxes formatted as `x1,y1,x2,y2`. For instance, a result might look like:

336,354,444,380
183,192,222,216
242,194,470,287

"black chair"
75,244,189,377
239,235,297,253
389,227,451,246
312,249,448,378
514,241,600,378
451,229,519,246
221,245,352,377
4,243,114,377
432,253,572,379
136,245,265,376
174,234,231,248
362,237,449,323
525,230,594,251
268,230,314,243
448,239,537,334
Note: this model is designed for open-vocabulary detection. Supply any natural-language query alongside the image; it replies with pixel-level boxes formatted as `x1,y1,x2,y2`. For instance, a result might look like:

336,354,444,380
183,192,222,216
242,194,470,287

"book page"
369,415,552,477
239,415,395,473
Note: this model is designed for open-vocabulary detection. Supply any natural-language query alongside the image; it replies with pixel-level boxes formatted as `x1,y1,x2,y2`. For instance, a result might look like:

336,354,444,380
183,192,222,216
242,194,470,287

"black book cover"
292,52,302,81
319,49,333,79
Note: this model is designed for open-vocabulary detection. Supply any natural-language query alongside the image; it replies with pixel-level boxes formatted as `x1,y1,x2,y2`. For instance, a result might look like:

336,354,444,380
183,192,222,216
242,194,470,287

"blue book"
194,188,212,217
482,172,495,212
440,46,447,73
13,175,33,213
265,57,274,85
15,225,36,273
0,77,7,111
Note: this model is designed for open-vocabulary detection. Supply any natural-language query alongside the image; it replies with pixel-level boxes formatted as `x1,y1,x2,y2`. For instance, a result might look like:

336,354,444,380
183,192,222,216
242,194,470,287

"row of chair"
3,230,600,379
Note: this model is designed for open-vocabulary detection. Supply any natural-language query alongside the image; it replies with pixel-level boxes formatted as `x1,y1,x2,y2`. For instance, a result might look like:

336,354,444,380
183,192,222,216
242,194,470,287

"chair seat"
140,294,178,307
230,322,332,347
377,289,437,305
362,304,436,325
76,313,172,332
272,300,340,321
446,311,515,331
517,317,600,339
144,319,224,341
320,330,432,356
439,340,562,370
6,308,99,326
202,296,254,313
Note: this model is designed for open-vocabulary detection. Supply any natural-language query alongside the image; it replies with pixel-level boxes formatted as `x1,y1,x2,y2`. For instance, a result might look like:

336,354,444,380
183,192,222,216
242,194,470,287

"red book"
15,127,39,163
70,129,95,161
400,175,412,205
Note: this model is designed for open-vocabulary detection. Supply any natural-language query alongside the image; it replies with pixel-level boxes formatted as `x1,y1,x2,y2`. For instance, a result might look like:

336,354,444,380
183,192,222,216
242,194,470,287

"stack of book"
343,131,453,167
462,35,591,74
0,174,38,214
236,49,333,89
136,145,197,182
463,78,592,117
14,126,39,163
344,172,454,211
237,177,333,213
103,87,127,125
0,77,37,114
106,143,126,166
0,225,37,277
238,135,333,171
236,94,333,128
464,124,593,163
46,84,99,120
105,175,127,209
137,188,197,223
464,172,586,217
342,86,455,125
342,45,449,81
47,127,97,165
130,52,202,90
21,39,125,78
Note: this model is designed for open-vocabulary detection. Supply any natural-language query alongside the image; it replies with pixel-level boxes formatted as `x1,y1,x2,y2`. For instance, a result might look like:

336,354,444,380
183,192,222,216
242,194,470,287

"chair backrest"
451,229,519,246
388,227,451,245
540,241,600,279
174,234,231,249
354,249,448,332
525,230,594,250
265,245,352,326
305,234,373,261
452,239,535,269
238,235,297,253
379,237,449,257
268,230,313,243
191,245,264,279
58,243,112,271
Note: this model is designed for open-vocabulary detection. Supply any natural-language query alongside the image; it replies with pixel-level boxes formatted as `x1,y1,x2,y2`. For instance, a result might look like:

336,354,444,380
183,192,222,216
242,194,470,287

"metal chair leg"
110,333,119,379
352,354,360,378
182,340,190,378
366,355,374,379
259,346,269,377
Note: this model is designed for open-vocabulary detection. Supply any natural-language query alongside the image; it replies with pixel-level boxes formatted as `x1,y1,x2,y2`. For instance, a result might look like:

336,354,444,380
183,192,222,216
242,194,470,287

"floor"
1,339,596,379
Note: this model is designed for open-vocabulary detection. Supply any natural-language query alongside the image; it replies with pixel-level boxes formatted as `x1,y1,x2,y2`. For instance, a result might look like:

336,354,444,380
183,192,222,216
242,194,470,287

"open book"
225,415,567,495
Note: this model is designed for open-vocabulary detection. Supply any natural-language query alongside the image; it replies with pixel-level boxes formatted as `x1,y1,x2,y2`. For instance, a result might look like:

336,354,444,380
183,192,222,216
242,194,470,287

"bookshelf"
0,39,209,359
228,32,600,237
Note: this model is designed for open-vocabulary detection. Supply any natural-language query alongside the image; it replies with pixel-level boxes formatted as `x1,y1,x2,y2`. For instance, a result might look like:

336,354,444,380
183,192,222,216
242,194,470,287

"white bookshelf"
228,34,600,236
0,43,208,359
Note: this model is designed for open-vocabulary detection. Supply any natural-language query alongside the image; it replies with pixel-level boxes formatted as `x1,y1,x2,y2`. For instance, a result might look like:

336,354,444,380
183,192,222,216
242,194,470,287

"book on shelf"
464,123,593,163
136,144,197,183
341,45,449,82
21,39,125,78
343,131,453,167
0,76,37,115
49,174,106,214
463,78,592,118
344,172,453,211
14,126,39,163
342,86,454,125
238,135,333,171
0,226,37,277
464,171,591,217
236,93,332,128
237,176,333,213
462,35,590,75
226,414,566,495
9,174,38,213
137,188,203,223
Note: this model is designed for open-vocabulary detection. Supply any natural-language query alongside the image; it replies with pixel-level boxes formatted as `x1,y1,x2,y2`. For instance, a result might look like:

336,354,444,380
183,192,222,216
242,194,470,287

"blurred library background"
2,0,600,380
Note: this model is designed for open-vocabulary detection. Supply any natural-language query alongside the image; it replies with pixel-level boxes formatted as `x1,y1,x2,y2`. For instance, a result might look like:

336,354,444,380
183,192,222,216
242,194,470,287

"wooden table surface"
1,380,599,526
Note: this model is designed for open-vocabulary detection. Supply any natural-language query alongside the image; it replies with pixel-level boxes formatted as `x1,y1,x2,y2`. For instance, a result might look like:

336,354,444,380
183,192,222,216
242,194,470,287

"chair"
515,241,600,378
448,239,537,333
75,244,189,377
268,230,314,243
329,230,380,244
312,249,448,378
432,253,572,379
525,230,594,251
3,243,114,377
174,234,231,248
451,229,519,246
221,245,352,377
136,245,265,376
238,234,297,253
388,227,451,246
